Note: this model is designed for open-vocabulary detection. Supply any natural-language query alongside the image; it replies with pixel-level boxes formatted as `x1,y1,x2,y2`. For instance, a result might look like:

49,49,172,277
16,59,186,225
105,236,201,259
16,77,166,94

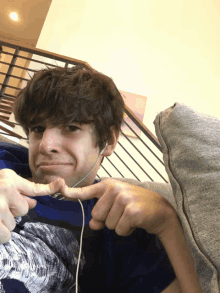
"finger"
59,181,104,201
0,203,16,233
115,212,136,237
5,186,37,216
89,219,105,230
15,194,37,214
24,196,37,209
104,199,124,230
22,177,67,197
91,189,115,221
0,221,12,243
0,169,65,198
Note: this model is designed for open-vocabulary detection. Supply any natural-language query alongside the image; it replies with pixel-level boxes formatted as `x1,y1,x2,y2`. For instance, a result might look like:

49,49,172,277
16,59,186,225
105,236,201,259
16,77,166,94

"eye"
64,125,80,132
29,126,45,133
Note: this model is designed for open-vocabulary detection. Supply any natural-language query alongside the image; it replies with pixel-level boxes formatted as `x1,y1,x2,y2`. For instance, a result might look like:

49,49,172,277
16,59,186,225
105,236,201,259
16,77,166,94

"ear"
102,126,119,157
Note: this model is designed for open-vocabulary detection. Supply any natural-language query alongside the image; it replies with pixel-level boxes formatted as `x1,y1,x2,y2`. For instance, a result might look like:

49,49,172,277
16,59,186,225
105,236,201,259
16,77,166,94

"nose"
38,127,62,155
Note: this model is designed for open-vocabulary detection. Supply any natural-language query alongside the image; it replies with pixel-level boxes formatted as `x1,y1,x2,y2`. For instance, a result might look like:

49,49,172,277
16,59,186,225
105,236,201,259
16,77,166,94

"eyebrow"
28,122,45,127
28,121,83,128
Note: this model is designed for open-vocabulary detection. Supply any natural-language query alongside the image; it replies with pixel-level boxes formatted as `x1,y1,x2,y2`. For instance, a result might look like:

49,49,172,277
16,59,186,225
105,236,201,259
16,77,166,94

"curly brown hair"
13,65,125,152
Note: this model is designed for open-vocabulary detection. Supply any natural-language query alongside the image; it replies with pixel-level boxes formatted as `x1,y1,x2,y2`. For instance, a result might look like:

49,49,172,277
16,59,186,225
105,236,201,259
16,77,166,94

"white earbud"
100,142,108,155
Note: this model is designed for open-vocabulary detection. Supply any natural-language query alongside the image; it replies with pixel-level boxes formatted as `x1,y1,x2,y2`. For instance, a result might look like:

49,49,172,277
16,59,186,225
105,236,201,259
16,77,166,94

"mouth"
37,163,72,168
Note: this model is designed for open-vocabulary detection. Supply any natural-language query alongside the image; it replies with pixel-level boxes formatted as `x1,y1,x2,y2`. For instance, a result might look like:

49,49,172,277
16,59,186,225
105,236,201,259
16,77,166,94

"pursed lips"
37,162,73,168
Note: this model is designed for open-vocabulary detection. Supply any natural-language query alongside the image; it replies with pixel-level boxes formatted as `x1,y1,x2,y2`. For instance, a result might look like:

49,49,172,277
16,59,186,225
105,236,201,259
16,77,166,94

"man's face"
28,120,102,187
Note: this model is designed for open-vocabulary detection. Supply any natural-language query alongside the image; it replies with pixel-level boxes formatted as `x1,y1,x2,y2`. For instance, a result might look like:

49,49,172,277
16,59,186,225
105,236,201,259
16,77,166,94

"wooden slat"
0,109,12,115
0,61,37,73
0,124,23,139
0,118,19,127
1,95,16,101
0,71,29,82
0,118,16,128
0,115,10,120
1,100,14,106
0,82,20,91
0,104,12,111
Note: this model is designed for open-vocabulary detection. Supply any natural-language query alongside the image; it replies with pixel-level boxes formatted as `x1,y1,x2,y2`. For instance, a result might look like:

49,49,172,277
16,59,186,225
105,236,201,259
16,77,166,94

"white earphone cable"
66,198,84,293
52,143,107,293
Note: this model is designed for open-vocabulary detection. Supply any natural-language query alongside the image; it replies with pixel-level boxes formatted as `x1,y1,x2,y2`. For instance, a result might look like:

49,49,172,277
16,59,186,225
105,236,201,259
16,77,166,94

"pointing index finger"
23,177,67,197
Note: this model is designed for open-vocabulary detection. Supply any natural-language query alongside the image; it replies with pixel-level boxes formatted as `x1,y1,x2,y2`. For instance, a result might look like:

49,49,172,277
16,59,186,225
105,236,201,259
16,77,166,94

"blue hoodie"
0,142,176,293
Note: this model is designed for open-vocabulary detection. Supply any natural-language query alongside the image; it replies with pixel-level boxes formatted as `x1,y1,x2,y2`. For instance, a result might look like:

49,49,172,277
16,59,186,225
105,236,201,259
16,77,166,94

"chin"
40,175,65,184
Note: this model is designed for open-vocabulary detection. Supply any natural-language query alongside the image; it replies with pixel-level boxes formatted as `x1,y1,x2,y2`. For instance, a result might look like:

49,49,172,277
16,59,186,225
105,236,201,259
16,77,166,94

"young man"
0,66,202,292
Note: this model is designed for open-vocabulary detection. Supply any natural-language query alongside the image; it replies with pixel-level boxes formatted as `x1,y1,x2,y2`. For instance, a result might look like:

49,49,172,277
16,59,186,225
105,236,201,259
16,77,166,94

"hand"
0,169,65,243
56,178,176,237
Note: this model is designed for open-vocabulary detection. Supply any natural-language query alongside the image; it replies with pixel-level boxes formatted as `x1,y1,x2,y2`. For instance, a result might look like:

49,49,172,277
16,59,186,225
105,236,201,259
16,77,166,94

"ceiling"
0,0,52,47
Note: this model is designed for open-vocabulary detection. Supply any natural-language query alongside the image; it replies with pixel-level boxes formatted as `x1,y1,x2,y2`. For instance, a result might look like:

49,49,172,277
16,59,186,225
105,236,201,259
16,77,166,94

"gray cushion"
153,102,220,293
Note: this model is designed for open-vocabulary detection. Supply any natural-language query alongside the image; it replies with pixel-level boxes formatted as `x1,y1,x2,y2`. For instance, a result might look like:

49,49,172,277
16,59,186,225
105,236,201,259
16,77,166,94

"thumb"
25,196,37,209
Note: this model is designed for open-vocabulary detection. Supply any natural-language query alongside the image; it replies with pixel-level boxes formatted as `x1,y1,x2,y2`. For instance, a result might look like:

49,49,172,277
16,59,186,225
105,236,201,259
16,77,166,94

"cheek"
71,142,97,169
87,152,99,164
28,145,37,171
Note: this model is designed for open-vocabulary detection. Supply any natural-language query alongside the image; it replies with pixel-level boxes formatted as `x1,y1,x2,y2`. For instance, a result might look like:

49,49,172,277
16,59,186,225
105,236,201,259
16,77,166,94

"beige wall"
36,0,220,133
25,0,220,182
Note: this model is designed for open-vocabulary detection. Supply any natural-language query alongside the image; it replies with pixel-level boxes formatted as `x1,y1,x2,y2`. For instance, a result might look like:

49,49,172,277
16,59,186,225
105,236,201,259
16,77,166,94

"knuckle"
101,179,127,199
1,234,11,244
125,204,134,216
51,178,65,192
18,206,29,217
2,212,16,231
0,201,10,214
126,204,142,218
8,219,16,232
12,220,16,231
106,221,114,230
0,169,16,179
117,192,131,205
76,187,84,198
0,180,12,190
13,197,30,217
0,223,12,244
31,183,39,196
0,181,16,199
125,205,143,227
32,182,44,196
91,209,100,221
102,178,121,190
4,233,11,243
115,229,125,237
102,178,114,184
